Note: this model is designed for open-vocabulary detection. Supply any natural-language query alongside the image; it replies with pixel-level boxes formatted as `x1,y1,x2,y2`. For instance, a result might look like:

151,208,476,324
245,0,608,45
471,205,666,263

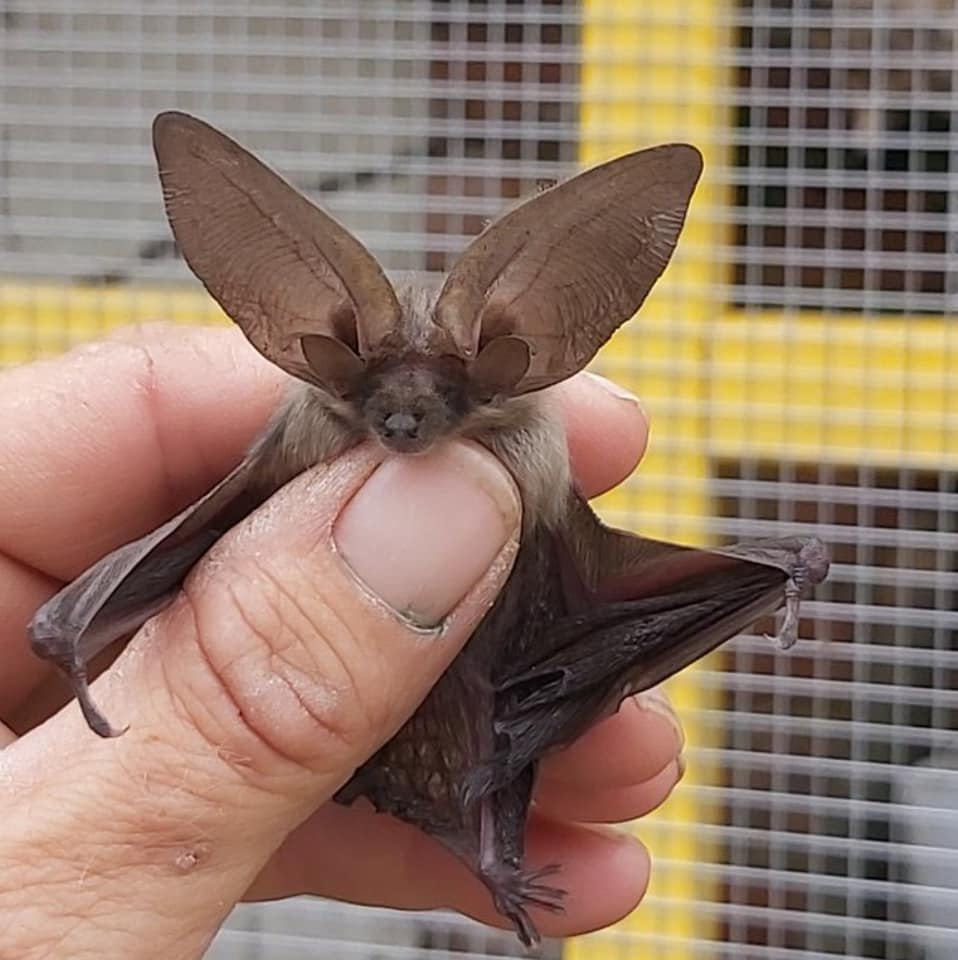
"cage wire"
2,2,956,959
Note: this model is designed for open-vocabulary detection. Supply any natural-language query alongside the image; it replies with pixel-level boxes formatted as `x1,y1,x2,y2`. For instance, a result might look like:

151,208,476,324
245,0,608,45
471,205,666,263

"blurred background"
2,1,956,958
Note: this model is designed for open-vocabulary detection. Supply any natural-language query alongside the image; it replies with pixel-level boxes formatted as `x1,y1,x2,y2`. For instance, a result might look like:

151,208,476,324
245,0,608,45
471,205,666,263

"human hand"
0,325,684,958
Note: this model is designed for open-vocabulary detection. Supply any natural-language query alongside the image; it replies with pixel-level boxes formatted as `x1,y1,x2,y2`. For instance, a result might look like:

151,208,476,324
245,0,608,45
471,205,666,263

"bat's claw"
482,862,566,948
766,540,829,651
70,668,126,738
29,617,126,737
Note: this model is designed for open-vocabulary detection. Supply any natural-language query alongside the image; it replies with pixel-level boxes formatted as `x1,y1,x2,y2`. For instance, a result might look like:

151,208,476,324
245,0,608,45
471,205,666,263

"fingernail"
676,753,687,783
634,686,685,753
584,371,647,418
333,443,521,627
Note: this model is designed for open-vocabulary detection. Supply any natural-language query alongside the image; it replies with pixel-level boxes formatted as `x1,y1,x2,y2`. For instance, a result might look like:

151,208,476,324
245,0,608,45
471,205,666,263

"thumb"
9,439,520,953
104,438,520,800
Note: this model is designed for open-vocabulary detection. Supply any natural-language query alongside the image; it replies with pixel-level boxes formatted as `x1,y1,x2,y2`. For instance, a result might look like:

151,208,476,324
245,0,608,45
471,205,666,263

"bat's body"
29,113,829,947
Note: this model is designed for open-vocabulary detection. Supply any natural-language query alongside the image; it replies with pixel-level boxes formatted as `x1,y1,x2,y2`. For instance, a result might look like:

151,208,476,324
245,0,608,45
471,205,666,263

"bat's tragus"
29,110,830,949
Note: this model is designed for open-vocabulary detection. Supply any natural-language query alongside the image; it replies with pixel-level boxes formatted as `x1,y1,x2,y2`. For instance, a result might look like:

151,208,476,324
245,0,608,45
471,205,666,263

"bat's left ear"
433,144,703,395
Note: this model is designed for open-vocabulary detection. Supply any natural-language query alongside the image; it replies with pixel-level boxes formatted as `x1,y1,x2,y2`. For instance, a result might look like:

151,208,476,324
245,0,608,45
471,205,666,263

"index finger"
0,324,286,580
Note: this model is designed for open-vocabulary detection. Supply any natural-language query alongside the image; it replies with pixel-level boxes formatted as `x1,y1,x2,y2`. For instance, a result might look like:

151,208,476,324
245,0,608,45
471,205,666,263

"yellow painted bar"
575,1,732,957
710,311,958,469
0,282,228,366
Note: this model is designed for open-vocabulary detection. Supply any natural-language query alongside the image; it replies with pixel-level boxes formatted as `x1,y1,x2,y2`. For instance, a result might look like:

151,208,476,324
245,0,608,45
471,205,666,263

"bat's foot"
482,862,566,948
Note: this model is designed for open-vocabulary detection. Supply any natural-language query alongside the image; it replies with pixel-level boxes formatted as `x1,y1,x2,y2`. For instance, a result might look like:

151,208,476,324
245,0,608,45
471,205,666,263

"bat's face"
347,353,476,454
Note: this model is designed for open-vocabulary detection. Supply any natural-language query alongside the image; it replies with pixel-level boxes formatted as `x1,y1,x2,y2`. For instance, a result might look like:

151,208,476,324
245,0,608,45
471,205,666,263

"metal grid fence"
2,2,956,959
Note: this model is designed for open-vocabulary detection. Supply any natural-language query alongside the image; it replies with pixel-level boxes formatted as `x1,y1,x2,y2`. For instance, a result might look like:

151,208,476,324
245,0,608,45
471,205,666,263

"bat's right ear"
151,111,400,391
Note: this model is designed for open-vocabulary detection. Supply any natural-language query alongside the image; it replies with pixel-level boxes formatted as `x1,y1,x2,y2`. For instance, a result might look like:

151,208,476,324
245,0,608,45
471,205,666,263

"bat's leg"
475,767,566,947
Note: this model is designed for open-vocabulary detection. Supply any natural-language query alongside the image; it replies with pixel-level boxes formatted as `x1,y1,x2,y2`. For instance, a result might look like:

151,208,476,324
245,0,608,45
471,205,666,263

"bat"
28,112,830,947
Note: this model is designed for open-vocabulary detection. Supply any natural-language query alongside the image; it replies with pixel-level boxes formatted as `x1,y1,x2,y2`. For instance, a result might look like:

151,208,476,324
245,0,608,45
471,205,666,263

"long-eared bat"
29,112,829,947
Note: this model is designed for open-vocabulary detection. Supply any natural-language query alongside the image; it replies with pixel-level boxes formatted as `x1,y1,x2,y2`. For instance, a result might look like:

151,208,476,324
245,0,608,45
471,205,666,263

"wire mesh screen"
1,2,956,960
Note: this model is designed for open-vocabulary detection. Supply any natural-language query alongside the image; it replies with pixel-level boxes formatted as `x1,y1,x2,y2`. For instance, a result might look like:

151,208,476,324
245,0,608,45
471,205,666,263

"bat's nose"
383,411,421,440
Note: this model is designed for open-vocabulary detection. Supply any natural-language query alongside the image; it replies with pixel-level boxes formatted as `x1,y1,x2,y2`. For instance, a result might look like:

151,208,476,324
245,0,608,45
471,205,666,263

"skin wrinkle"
287,564,397,745
11,762,203,888
218,570,364,772
260,569,400,770
162,581,317,781
153,617,276,798
99,751,210,856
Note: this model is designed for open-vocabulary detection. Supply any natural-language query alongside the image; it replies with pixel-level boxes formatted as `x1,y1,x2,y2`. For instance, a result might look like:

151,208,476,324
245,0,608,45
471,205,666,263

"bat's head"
349,353,473,454
296,282,499,454
152,111,703,451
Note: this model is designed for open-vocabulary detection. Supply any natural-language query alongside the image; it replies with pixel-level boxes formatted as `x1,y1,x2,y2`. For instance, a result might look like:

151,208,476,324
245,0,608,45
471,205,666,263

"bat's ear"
151,111,399,392
433,144,703,395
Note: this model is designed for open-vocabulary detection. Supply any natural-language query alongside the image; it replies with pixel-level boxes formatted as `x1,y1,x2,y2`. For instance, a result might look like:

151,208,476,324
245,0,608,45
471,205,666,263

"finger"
0,721,14,748
538,688,685,792
0,555,58,714
534,758,683,825
69,440,520,777
0,323,286,580
247,800,650,939
556,371,649,498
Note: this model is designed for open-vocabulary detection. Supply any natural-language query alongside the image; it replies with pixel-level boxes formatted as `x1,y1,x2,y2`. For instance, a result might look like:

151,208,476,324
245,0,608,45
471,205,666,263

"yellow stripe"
0,282,229,366
710,311,958,469
574,1,730,957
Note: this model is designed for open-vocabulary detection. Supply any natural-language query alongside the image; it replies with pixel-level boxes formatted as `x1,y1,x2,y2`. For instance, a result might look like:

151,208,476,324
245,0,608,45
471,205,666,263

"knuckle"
176,563,389,779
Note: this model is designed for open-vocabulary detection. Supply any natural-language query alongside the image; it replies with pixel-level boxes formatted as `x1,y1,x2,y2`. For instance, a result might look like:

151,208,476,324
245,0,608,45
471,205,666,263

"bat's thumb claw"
73,676,126,738
775,627,799,651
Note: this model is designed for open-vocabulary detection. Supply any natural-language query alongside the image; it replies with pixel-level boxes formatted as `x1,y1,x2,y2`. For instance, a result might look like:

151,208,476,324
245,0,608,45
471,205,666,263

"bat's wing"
472,495,829,796
152,112,401,393
434,144,703,397
28,449,285,737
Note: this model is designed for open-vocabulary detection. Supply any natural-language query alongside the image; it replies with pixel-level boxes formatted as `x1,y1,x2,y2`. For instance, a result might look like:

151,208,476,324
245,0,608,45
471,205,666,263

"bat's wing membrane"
475,496,828,795
28,452,282,737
